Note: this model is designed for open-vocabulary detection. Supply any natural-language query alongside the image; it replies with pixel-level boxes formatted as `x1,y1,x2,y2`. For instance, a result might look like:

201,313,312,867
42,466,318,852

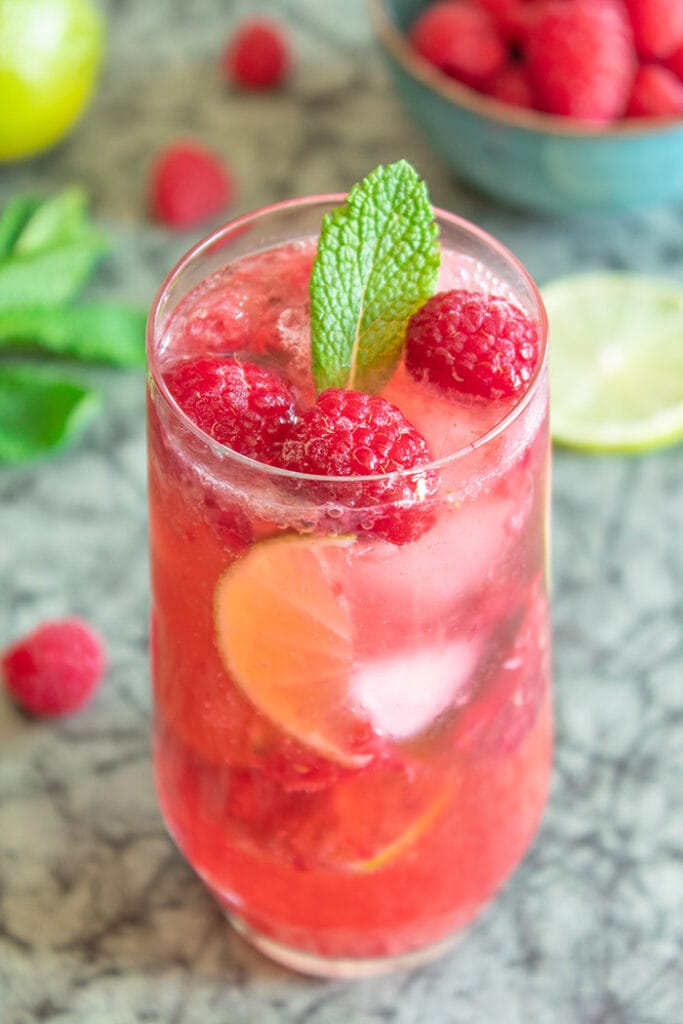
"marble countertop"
1,2,682,1021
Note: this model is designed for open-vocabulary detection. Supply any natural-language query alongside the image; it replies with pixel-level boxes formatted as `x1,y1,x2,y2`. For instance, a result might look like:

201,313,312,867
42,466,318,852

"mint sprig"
0,187,147,465
310,160,440,394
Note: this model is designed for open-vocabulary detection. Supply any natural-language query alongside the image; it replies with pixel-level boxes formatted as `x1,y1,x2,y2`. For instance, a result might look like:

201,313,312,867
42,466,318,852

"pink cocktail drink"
147,188,551,976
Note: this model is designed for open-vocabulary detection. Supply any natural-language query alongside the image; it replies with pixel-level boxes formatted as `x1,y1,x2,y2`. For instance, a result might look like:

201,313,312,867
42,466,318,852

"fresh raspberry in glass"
224,18,290,90
164,355,299,463
150,142,234,229
405,289,540,400
278,388,437,545
2,618,105,717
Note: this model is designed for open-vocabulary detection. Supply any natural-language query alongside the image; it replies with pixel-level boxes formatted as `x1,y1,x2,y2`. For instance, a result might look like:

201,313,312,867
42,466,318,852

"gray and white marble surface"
1,2,682,1021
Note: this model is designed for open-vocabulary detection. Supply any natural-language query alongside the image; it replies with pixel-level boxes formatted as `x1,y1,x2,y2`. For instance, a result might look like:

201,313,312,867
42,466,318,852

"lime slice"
543,272,683,453
281,761,454,873
347,780,453,874
214,534,366,767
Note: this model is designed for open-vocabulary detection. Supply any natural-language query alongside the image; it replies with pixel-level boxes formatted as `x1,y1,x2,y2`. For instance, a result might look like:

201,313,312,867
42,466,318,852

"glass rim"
146,193,549,484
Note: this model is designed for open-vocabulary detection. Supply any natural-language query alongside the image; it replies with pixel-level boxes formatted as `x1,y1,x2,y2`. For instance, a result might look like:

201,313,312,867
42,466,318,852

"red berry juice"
147,198,551,976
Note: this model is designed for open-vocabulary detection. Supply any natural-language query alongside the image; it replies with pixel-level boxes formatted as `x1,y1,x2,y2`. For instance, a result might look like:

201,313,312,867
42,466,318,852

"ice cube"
351,638,480,739
346,488,525,653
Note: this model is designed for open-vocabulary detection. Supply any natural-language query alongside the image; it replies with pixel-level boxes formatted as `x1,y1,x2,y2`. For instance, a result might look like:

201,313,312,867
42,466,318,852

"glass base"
226,911,460,979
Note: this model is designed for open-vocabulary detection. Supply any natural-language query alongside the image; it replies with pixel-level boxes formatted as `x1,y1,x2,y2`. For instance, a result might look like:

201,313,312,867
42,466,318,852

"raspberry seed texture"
278,389,437,545
164,355,299,463
405,289,540,400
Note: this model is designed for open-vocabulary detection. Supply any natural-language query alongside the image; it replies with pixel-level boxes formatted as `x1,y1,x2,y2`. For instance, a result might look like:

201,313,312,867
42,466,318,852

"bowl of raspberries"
371,0,683,212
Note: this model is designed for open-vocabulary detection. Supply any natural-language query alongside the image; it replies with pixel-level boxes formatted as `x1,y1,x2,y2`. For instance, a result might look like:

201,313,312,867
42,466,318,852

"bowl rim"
370,0,683,139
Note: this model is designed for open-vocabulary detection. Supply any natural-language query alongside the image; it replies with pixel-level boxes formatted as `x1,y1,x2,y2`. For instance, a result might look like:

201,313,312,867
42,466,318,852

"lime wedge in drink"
214,533,366,767
542,271,683,453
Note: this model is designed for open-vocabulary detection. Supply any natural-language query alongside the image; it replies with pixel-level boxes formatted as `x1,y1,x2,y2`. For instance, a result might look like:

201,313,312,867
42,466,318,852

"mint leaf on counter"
0,303,147,367
13,185,89,255
310,160,440,394
0,186,147,465
0,229,110,309
0,365,101,465
0,195,41,261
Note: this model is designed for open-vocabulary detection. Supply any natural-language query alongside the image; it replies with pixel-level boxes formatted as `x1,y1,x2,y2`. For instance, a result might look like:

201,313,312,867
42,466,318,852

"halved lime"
0,0,104,162
543,272,683,453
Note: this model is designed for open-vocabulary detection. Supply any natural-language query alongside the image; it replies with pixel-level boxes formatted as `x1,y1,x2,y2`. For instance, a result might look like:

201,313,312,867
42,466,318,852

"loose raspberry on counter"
278,389,437,545
150,142,234,229
2,619,106,717
627,63,683,116
164,355,300,463
626,0,683,61
410,0,506,88
525,0,636,122
405,289,540,400
223,18,290,90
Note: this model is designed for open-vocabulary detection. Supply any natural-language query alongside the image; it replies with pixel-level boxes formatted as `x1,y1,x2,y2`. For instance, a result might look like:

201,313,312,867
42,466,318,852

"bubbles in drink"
438,249,522,307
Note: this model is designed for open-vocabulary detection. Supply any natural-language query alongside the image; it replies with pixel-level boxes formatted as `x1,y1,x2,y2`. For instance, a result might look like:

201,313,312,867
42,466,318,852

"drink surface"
147,233,551,964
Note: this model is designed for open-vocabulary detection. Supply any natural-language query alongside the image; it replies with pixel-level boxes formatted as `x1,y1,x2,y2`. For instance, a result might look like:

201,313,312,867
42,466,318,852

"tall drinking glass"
146,197,551,978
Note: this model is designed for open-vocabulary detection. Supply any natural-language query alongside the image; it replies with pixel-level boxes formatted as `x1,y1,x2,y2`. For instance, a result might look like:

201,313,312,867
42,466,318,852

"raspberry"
625,0,683,60
150,142,234,229
486,62,536,109
627,63,683,116
664,43,683,80
2,619,105,717
476,0,519,20
164,355,299,463
410,1,507,88
278,389,437,546
224,18,289,90
405,289,540,401
526,0,636,122
476,0,540,45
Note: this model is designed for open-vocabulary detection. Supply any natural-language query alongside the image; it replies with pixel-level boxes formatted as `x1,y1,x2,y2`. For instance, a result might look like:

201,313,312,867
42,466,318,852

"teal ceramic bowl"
371,0,683,213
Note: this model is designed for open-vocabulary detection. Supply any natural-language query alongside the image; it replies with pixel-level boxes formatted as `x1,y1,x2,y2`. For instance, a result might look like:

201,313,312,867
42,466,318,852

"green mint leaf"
0,195,42,261
13,186,89,255
0,302,147,367
0,364,101,465
310,160,440,394
0,229,110,309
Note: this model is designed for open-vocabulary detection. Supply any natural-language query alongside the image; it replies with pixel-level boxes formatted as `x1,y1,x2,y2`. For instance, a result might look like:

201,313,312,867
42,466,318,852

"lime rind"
347,781,453,874
543,271,683,454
